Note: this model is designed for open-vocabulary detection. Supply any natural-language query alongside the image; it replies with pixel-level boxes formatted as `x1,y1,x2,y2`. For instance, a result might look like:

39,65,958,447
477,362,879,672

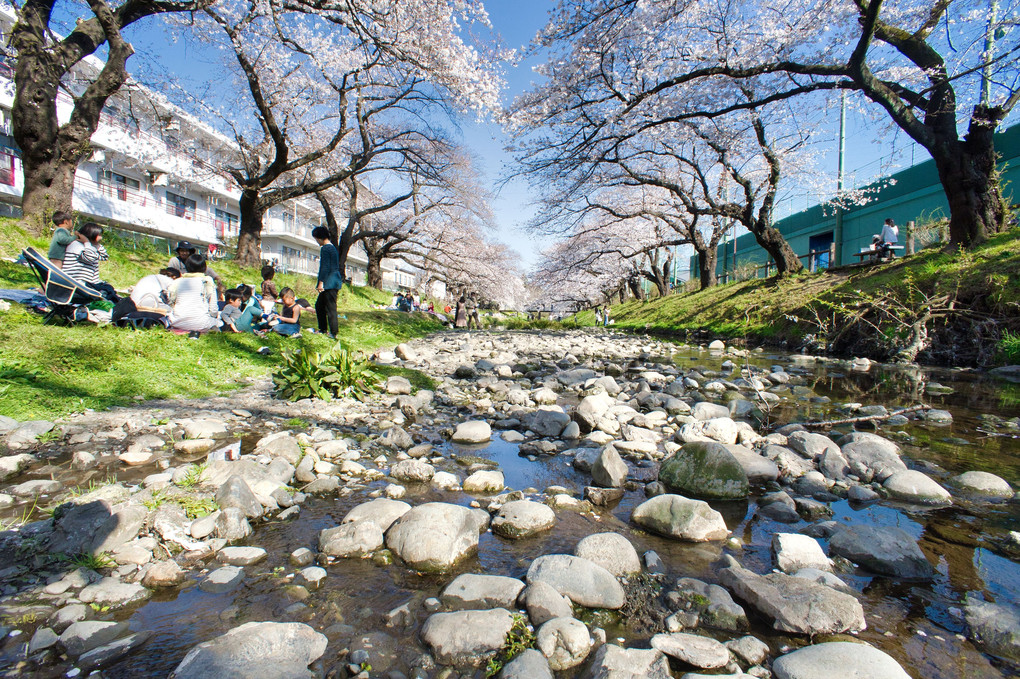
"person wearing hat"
168,241,222,296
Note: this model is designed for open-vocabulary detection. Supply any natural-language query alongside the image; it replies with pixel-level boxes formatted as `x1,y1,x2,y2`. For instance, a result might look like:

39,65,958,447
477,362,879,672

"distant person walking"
312,227,342,338
467,292,480,329
455,294,468,328
602,307,610,327
594,308,602,326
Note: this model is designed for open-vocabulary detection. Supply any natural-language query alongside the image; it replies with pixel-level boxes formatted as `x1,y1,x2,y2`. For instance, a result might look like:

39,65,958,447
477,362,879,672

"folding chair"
22,247,104,325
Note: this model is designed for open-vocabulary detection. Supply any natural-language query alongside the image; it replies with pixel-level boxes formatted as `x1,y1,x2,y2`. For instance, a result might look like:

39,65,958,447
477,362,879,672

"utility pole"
981,0,1000,106
834,90,847,267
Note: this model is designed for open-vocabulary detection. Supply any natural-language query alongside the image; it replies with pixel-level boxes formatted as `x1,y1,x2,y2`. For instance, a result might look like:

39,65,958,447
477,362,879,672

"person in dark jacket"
312,227,342,338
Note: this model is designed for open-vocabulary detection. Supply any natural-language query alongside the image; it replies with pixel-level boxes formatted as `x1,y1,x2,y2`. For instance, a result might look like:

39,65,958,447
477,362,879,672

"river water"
2,342,1019,678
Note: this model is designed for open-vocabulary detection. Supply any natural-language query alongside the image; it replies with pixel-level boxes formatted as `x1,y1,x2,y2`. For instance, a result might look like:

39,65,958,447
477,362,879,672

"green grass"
999,329,1020,364
603,227,1020,357
0,219,443,420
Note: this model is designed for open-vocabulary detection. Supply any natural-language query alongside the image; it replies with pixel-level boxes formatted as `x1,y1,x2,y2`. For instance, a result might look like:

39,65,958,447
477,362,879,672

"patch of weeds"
36,429,63,444
0,499,41,531
142,489,168,512
67,474,118,497
485,613,536,677
88,603,112,613
998,329,1020,364
152,417,170,426
272,345,382,401
284,417,310,429
62,551,116,571
177,463,208,489
175,496,218,519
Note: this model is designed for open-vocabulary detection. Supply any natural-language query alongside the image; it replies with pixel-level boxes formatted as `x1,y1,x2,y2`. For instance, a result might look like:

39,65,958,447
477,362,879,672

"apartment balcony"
72,173,220,245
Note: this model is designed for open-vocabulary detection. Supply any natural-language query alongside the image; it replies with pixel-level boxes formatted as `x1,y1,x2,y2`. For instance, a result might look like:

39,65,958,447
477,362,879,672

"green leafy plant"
36,429,63,443
177,463,208,489
89,603,111,613
62,551,116,571
176,496,218,519
284,417,310,429
485,614,536,677
272,346,381,402
998,329,1020,364
142,489,168,512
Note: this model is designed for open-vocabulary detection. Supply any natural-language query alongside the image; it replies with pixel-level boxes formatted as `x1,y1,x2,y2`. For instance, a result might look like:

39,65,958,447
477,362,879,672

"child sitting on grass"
272,287,306,337
232,285,264,333
219,289,244,332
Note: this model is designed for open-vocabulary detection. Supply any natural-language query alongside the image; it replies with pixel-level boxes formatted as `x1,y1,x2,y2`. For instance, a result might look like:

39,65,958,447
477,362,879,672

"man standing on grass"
312,226,342,339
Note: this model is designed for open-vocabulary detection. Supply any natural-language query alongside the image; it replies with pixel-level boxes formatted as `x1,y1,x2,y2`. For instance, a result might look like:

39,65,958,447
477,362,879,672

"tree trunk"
627,274,646,301
19,156,76,234
932,122,1007,247
235,190,264,269
695,246,718,290
364,240,384,289
750,221,803,276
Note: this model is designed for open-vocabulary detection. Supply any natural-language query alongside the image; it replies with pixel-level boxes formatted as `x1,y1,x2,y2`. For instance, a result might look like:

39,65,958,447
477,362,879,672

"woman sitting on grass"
62,222,119,302
165,254,219,336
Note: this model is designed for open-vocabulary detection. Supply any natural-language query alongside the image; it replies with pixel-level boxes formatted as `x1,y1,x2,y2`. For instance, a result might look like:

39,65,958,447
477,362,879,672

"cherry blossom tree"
522,0,1020,247
9,0,214,232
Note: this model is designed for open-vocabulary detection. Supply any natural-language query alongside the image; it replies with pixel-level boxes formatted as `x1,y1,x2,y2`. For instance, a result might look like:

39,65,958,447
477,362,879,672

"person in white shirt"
165,254,220,335
880,218,899,258
130,268,179,313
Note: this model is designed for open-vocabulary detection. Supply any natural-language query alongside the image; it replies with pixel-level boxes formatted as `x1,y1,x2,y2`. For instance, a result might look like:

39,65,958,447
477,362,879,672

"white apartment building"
0,4,408,290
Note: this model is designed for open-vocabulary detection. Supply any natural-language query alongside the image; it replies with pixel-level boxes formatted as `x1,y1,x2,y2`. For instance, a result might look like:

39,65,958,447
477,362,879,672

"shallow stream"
2,341,1019,678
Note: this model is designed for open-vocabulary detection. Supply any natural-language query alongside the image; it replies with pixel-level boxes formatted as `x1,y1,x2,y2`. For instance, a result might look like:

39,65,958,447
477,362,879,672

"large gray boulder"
952,471,1013,499
786,431,840,459
574,533,641,576
420,609,515,667
718,558,866,635
526,554,626,609
492,500,556,539
59,621,128,658
520,581,574,626
658,442,749,500
574,393,616,433
772,642,911,679
650,632,729,669
839,433,906,482
341,498,411,532
499,648,553,679
453,421,492,444
169,622,327,679
319,521,384,557
964,598,1020,663
591,444,628,488
828,525,935,579
631,494,729,542
527,407,571,437
536,617,592,670
580,644,671,678
883,470,952,506
441,574,526,611
390,459,435,483
49,500,146,556
720,444,780,484
215,475,264,519
385,502,489,572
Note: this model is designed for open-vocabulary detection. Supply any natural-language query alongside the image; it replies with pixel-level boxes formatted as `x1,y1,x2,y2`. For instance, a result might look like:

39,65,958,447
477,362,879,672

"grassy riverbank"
588,228,1020,366
0,220,442,420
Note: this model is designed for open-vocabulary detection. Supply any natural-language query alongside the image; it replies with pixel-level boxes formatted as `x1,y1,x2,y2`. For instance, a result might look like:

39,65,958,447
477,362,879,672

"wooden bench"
852,245,904,263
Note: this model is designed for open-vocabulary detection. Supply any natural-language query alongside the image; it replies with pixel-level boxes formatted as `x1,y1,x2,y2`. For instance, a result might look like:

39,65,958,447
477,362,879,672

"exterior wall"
693,124,1020,277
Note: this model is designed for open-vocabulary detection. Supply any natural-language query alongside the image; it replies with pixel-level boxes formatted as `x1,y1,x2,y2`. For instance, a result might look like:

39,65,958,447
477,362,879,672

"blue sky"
113,0,937,270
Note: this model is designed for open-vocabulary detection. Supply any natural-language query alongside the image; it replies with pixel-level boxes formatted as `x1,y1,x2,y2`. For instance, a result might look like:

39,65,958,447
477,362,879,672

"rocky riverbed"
0,329,1018,679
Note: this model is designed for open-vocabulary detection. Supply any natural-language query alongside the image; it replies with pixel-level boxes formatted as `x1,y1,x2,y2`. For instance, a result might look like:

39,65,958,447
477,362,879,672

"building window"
215,208,239,238
166,191,197,219
0,151,14,186
100,170,140,201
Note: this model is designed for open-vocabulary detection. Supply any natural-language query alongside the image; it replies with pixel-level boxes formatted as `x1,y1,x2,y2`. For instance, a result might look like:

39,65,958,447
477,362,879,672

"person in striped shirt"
61,222,119,302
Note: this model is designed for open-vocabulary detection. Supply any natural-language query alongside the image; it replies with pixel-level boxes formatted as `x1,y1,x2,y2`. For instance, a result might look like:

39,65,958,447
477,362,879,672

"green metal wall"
693,124,1020,277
